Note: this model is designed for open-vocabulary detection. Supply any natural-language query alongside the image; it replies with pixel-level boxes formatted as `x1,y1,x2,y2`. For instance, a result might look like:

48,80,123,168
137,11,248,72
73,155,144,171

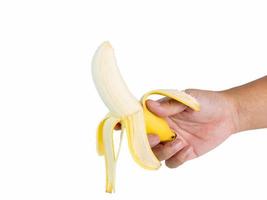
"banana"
91,41,200,193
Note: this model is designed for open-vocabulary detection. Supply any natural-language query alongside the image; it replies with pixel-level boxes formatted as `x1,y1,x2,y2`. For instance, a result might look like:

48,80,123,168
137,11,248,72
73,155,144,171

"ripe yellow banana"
91,42,200,193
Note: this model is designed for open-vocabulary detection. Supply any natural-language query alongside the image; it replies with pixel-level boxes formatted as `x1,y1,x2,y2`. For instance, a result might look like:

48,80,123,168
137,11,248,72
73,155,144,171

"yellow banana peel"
91,42,200,193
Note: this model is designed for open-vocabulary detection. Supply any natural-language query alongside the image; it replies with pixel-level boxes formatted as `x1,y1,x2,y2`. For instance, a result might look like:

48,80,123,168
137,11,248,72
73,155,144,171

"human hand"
146,89,239,168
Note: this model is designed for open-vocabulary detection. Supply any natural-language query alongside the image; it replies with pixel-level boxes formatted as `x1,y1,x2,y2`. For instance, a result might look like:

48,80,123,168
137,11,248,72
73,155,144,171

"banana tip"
101,41,112,49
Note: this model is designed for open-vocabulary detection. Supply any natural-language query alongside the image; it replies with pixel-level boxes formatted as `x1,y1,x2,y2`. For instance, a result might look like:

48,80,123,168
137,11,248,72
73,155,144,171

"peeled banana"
91,42,200,193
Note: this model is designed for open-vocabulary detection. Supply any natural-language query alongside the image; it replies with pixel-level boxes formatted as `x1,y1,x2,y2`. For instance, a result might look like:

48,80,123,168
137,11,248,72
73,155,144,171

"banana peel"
92,42,200,193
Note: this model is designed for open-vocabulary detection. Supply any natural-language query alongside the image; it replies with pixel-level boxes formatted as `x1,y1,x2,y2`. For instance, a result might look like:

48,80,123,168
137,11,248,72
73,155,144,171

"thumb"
146,98,187,117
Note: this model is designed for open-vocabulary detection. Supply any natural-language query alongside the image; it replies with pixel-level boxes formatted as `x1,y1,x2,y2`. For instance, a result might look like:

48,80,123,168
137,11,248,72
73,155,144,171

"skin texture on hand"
146,89,239,168
223,76,267,132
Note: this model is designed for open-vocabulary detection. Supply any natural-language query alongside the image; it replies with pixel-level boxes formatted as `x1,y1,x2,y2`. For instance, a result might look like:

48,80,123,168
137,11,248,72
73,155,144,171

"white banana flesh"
91,42,200,193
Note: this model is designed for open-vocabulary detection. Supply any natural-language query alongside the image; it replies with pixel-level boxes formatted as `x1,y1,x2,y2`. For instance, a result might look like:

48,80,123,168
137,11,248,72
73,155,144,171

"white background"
0,0,267,199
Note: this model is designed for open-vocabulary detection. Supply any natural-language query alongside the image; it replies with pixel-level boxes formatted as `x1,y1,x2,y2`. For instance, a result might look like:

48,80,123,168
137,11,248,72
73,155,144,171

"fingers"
152,139,185,161
165,146,197,168
147,134,160,148
146,99,187,117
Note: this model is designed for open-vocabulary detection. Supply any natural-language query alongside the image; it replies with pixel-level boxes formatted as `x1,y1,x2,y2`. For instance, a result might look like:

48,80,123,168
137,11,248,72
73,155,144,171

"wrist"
219,89,243,134
221,76,267,132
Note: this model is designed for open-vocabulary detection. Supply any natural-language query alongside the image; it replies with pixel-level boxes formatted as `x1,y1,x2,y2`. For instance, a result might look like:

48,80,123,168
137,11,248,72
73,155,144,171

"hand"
146,89,239,168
